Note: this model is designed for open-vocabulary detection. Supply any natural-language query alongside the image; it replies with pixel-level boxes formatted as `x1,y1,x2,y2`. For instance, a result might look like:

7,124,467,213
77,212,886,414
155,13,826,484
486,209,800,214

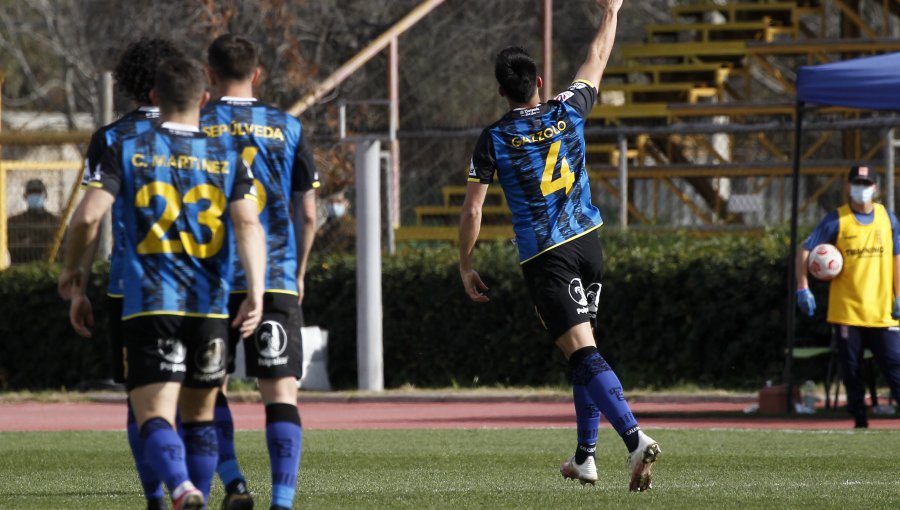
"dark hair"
154,58,208,113
113,39,184,104
207,34,259,82
494,47,537,104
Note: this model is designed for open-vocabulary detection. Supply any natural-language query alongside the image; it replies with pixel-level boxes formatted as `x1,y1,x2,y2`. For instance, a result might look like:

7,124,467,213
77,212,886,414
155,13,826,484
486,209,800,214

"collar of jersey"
220,96,257,102
160,121,201,133
137,105,159,113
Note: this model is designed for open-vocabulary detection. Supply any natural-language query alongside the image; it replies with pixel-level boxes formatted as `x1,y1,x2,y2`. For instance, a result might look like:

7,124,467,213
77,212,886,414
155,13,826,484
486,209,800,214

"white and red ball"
808,243,843,281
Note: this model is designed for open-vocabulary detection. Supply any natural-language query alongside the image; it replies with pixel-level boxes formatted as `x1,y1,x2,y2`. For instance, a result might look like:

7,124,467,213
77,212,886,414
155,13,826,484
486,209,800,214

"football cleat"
627,431,661,492
222,491,254,510
560,454,598,485
172,487,204,510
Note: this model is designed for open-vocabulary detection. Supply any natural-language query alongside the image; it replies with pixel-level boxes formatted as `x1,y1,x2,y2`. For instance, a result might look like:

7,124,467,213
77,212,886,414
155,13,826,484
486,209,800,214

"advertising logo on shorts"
256,321,289,367
156,338,186,374
585,283,601,317
568,278,590,315
195,338,226,381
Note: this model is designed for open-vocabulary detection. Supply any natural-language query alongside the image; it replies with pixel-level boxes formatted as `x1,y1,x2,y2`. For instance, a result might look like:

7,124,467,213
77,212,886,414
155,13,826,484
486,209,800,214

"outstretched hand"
596,0,623,11
461,268,490,303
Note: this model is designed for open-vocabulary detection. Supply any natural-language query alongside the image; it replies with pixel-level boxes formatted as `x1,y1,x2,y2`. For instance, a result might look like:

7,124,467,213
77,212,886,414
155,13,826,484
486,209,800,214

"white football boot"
560,454,598,486
627,431,661,492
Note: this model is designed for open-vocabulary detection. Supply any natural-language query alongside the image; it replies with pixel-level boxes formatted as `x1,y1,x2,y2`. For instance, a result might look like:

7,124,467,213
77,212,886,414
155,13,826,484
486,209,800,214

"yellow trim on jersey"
229,288,300,297
107,293,124,298
468,177,486,183
88,182,104,188
573,79,596,89
519,223,603,265
242,194,259,202
122,310,229,320
312,182,321,189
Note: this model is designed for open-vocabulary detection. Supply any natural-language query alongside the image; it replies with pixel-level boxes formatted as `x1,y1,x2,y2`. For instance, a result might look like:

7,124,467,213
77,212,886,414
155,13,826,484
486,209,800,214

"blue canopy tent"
784,52,900,410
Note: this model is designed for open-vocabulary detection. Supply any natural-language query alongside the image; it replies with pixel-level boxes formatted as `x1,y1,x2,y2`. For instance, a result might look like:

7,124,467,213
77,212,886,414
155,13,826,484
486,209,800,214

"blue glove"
797,288,816,317
892,297,900,319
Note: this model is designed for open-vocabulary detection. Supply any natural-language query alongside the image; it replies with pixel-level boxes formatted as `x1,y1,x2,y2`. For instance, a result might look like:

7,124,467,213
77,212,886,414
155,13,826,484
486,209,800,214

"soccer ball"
808,244,843,281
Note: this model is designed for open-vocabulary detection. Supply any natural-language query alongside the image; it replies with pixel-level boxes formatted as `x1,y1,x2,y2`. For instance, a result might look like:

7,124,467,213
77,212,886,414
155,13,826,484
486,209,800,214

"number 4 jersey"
469,80,603,263
93,124,256,320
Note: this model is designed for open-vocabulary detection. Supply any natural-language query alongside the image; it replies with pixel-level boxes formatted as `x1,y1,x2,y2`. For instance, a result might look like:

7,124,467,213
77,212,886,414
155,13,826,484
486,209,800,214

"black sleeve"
94,142,123,197
229,150,257,203
82,128,109,187
468,129,495,184
552,80,598,120
291,134,320,193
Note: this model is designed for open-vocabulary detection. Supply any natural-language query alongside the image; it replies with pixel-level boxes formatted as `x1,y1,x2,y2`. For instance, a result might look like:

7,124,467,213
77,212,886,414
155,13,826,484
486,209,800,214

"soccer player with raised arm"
201,34,319,510
458,0,661,492
59,57,266,510
68,38,182,510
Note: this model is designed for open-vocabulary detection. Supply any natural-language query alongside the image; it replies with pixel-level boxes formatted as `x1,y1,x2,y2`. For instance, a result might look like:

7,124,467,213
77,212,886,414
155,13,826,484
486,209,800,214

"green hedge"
0,230,830,391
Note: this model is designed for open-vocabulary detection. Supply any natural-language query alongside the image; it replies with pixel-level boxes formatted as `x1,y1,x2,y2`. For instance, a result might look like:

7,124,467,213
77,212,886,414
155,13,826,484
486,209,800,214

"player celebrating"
201,34,319,510
796,165,900,428
67,38,183,510
458,0,660,492
59,57,266,510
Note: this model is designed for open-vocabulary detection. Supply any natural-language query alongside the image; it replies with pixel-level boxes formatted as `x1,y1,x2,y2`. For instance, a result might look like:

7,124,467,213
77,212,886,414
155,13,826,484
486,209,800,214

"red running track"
1,400,897,431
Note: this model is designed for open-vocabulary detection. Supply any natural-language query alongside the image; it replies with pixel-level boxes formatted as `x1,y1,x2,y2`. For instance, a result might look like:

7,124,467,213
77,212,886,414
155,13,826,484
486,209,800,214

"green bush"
0,230,830,391
304,229,830,391
0,263,114,390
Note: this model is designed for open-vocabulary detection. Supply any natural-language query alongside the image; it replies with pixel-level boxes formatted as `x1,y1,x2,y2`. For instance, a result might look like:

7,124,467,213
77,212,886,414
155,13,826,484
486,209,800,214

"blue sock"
140,417,191,494
572,384,599,464
570,346,641,452
265,403,302,509
214,392,247,492
182,420,218,500
126,400,165,503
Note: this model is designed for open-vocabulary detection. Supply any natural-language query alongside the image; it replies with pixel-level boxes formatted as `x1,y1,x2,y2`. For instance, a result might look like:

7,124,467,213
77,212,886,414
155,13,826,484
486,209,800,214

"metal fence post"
356,139,384,391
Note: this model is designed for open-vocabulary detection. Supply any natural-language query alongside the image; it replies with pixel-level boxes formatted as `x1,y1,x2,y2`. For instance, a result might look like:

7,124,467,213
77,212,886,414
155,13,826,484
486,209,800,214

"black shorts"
227,292,303,379
122,315,228,389
107,295,125,384
521,231,604,340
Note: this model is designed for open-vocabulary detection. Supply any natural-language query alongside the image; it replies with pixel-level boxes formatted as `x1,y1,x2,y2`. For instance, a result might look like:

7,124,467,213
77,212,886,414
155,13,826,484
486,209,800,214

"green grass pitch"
1,428,898,509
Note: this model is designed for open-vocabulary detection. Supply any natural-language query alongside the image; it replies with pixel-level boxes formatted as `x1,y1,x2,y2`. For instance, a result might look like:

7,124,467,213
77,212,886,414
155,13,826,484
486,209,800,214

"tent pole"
784,100,804,414
886,128,895,212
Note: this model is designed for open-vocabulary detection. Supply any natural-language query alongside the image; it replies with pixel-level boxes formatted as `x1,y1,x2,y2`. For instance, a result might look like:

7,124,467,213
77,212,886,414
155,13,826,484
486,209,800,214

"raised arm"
573,0,623,90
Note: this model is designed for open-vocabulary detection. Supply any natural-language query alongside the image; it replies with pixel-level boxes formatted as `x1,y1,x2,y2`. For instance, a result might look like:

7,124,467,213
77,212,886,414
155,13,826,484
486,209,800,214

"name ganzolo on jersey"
510,120,567,148
203,121,285,141
130,153,230,174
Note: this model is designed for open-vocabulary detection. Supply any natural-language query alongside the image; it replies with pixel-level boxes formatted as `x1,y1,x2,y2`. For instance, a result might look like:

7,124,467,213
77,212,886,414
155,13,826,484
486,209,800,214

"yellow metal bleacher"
395,0,900,243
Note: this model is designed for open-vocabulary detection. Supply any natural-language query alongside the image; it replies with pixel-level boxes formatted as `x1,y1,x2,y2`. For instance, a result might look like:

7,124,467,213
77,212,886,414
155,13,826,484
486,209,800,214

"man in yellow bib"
796,165,900,428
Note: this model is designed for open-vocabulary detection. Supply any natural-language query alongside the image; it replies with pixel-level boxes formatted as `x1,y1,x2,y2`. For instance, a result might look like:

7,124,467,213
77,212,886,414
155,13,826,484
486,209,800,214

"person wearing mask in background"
796,165,900,428
8,179,62,264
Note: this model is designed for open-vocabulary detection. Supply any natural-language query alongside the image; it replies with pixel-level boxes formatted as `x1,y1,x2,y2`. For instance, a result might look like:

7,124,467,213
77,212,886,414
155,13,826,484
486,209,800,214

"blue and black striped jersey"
82,107,159,296
92,124,256,320
201,97,319,295
469,80,603,263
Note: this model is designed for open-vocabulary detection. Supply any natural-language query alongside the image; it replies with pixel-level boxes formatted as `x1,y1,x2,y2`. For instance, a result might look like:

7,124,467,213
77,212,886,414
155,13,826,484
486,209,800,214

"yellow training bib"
828,203,897,327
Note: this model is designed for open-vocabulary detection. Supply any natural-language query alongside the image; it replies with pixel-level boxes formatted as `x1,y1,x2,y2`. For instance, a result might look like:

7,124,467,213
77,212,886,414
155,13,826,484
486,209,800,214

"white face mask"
327,202,347,219
849,184,875,205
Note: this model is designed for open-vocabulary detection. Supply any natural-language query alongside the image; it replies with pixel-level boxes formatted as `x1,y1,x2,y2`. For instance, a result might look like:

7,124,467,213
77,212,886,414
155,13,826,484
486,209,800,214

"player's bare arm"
231,197,267,337
66,234,99,337
573,0,623,91
293,189,317,304
58,188,115,300
459,181,490,303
